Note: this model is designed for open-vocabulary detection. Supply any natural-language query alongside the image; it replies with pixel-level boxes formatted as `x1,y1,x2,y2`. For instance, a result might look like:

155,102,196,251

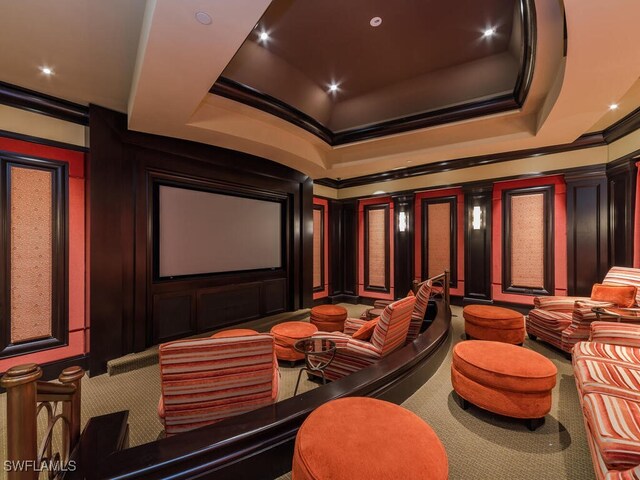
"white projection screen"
158,185,283,277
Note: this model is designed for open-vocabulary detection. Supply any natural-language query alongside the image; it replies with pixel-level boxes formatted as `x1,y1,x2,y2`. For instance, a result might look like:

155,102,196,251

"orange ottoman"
292,397,448,480
451,340,557,430
270,321,318,362
309,304,348,332
211,328,259,338
463,305,525,345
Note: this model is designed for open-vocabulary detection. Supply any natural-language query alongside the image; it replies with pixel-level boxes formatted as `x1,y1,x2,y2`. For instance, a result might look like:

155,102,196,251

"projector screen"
158,185,283,278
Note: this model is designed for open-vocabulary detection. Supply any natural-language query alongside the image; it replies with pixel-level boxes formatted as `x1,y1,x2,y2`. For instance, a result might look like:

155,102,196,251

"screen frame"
152,176,288,282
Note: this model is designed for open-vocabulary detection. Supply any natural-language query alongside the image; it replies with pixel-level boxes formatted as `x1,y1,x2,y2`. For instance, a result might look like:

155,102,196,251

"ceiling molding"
314,131,606,189
603,106,640,144
0,81,89,126
211,0,537,147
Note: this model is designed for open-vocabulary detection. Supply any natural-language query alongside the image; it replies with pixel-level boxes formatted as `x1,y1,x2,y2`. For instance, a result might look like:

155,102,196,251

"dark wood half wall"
88,105,313,375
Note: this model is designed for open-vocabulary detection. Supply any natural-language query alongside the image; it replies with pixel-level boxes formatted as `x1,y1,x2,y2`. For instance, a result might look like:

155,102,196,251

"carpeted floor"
0,305,595,479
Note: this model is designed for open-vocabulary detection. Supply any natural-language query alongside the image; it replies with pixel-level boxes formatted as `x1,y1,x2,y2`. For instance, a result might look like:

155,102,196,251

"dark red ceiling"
214,0,527,144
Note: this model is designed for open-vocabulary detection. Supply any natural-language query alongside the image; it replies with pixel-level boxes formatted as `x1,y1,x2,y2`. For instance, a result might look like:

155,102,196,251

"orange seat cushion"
352,317,380,340
210,328,259,339
452,341,557,392
591,283,637,308
292,397,448,480
463,305,523,327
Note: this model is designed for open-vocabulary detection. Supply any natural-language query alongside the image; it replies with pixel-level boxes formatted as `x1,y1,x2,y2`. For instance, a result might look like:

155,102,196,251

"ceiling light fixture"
370,17,382,27
609,103,619,110
258,31,270,42
40,66,53,76
328,83,339,93
483,27,497,37
195,11,212,25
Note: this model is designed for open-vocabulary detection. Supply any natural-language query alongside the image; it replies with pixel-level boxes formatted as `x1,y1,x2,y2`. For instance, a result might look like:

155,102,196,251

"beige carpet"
0,305,595,479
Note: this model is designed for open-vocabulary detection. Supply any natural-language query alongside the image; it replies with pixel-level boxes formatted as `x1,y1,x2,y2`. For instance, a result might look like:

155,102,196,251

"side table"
293,338,336,396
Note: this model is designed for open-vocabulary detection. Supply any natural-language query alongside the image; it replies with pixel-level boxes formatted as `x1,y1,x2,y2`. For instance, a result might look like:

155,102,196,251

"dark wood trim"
392,194,415,298
421,196,458,287
565,167,608,295
0,152,68,358
0,129,88,153
210,0,535,147
87,295,451,480
312,203,325,292
463,183,492,302
502,185,554,296
607,158,636,268
0,81,89,126
363,203,391,293
314,132,605,189
603,106,640,144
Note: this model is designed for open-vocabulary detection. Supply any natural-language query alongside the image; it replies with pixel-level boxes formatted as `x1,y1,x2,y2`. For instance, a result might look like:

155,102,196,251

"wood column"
607,158,637,268
463,183,492,303
393,193,415,299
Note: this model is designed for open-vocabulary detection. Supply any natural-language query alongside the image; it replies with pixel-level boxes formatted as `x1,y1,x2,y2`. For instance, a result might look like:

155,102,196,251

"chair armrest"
590,321,640,347
533,296,590,312
345,338,382,359
311,331,351,348
344,317,368,336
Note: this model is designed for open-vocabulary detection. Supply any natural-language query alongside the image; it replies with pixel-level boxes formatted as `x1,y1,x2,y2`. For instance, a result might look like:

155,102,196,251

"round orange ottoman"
309,304,348,332
451,340,557,430
292,397,448,480
270,321,318,362
211,328,259,338
463,305,525,344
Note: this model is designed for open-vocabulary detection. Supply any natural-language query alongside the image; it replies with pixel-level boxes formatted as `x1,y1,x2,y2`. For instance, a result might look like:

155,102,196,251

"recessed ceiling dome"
213,0,534,145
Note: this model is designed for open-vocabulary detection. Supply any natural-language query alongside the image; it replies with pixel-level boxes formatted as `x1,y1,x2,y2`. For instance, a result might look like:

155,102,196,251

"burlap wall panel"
510,193,545,288
368,208,387,287
313,208,322,289
427,202,451,278
9,166,53,343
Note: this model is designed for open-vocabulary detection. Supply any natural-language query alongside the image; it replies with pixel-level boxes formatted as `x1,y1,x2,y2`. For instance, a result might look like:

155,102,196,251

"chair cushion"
452,341,557,392
573,341,640,366
583,393,640,470
592,284,637,308
527,309,572,331
352,317,379,341
574,358,640,402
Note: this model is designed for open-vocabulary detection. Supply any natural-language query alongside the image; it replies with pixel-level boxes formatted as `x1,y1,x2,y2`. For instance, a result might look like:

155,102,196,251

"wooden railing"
1,364,84,480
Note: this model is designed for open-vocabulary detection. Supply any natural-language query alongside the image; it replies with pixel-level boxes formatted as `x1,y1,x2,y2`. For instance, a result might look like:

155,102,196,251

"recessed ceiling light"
373,190,386,195
328,83,339,93
370,17,382,27
483,27,497,37
258,31,270,42
609,103,619,110
40,66,53,76
195,12,212,25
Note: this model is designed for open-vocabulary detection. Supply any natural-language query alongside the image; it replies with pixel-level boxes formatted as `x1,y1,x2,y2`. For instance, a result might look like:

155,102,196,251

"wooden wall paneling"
363,203,391,293
463,184,492,303
153,291,196,344
197,283,262,332
607,158,636,268
89,105,313,374
565,168,608,295
328,200,344,296
502,185,554,295
341,200,358,297
312,197,329,299
393,194,415,298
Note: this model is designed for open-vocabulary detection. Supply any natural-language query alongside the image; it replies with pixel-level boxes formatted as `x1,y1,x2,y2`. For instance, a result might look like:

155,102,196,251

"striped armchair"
310,295,417,381
527,267,640,354
157,334,279,435
362,280,432,343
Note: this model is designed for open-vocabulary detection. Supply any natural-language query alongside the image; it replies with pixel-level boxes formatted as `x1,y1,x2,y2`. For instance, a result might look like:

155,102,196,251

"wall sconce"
398,211,408,232
472,206,483,230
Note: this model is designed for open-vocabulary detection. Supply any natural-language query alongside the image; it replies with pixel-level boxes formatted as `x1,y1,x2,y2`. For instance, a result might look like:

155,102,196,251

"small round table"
592,306,640,322
293,338,336,395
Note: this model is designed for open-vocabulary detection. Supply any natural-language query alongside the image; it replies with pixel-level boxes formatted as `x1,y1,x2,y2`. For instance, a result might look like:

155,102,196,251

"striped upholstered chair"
362,280,432,343
310,295,416,381
157,334,279,435
527,266,640,354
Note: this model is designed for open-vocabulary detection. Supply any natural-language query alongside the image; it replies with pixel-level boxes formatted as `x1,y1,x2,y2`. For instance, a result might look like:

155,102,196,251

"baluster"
0,363,42,480
58,366,84,458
